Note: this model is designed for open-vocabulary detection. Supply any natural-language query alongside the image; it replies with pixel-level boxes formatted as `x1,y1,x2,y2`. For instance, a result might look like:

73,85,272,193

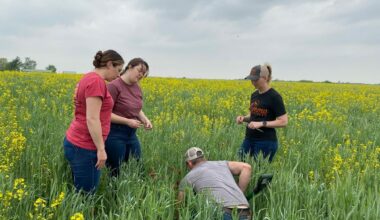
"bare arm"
177,179,189,204
242,114,250,123
177,191,185,203
247,113,288,130
236,114,250,124
175,191,185,220
86,97,107,169
228,161,252,192
266,113,288,128
138,110,153,130
110,113,142,128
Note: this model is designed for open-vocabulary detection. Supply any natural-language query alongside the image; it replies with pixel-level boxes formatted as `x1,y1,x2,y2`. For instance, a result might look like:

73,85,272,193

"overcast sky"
0,0,379,83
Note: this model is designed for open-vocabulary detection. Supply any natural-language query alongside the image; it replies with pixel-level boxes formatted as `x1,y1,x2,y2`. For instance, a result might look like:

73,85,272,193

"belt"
223,207,251,216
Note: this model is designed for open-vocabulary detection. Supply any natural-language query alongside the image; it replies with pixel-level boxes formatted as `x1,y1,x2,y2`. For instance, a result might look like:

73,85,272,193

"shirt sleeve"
178,178,191,192
272,94,286,117
107,83,119,103
85,77,106,100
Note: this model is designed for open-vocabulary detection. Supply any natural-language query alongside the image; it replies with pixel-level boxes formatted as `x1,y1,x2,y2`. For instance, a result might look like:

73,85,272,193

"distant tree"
46,64,57,73
22,57,37,70
299,80,314,83
7,57,23,71
0,58,7,71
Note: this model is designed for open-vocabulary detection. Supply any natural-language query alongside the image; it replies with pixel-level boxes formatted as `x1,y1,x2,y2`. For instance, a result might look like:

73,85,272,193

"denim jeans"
239,138,278,162
223,212,251,220
105,123,141,177
63,137,100,193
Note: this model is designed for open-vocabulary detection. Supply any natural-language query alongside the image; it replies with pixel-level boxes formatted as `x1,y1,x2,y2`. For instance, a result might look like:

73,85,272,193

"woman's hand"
95,149,107,170
127,119,143,128
138,111,152,130
143,118,153,130
236,116,245,124
247,121,263,130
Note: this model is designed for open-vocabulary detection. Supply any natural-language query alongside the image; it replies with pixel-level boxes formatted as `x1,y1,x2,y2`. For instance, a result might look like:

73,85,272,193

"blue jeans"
239,138,278,162
223,209,251,220
63,137,100,193
105,123,141,177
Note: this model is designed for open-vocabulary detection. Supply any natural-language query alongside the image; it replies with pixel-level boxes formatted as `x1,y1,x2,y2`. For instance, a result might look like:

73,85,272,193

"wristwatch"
262,121,267,127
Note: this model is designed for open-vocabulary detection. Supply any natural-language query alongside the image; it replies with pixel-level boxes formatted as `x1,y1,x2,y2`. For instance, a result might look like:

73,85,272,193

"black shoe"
252,174,273,195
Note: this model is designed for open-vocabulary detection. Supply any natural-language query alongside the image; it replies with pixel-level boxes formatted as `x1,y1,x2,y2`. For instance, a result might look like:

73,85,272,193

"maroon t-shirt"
107,77,143,120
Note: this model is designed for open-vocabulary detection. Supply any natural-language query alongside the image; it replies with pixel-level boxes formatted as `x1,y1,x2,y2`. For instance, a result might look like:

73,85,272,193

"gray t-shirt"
179,161,249,208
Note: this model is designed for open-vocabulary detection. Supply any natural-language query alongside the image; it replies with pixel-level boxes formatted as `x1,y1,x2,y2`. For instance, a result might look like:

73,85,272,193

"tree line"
0,57,56,73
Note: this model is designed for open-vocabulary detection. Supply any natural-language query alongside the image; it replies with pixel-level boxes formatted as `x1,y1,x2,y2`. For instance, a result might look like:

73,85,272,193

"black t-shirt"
245,88,286,141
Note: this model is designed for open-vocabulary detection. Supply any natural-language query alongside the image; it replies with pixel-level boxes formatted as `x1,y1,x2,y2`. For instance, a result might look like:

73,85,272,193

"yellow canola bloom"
50,192,65,208
70,212,85,220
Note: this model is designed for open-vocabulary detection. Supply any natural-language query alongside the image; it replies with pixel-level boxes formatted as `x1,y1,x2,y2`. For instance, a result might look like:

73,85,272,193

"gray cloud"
0,0,378,83
0,0,89,34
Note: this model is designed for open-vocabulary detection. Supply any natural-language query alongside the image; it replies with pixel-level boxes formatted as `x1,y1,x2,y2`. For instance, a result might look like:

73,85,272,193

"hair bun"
91,49,124,69
93,51,103,68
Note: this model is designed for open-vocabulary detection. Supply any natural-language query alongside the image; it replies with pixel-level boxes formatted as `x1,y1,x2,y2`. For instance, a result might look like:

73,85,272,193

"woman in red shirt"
64,50,124,192
105,58,152,177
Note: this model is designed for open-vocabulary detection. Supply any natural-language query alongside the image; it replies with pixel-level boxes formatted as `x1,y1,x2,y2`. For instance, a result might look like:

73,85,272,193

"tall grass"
0,71,379,219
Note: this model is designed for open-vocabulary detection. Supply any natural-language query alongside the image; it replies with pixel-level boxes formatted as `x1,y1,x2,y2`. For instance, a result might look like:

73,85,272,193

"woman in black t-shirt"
236,64,288,162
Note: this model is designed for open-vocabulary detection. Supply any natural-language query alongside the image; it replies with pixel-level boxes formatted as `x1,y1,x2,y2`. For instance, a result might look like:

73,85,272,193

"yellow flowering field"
0,71,379,219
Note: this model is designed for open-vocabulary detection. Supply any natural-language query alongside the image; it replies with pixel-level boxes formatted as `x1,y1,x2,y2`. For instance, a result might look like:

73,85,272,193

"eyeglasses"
136,68,148,77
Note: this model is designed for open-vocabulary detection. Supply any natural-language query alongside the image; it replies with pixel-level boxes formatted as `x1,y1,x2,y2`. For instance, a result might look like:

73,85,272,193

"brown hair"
93,50,124,68
121,57,149,77
189,156,205,165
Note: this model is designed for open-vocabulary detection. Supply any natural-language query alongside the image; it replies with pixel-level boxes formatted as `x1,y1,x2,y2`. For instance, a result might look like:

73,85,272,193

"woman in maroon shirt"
64,50,124,193
105,58,152,177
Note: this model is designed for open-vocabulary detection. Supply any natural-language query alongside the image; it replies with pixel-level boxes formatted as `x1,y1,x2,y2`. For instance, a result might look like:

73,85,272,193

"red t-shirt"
107,77,143,120
66,72,114,150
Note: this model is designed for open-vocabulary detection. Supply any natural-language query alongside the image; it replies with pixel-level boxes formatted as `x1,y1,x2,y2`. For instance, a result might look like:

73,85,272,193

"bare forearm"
177,191,184,203
87,117,105,151
229,162,252,193
111,113,131,125
138,110,148,122
238,167,251,192
175,192,185,220
265,115,288,128
242,114,250,123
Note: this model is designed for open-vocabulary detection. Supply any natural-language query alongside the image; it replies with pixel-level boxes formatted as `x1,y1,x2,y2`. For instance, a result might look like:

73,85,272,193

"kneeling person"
178,147,252,219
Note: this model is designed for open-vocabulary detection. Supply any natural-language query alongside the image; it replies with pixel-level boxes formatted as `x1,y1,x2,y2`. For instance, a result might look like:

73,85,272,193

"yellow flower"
308,171,314,181
50,192,65,208
34,197,47,209
70,212,85,220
